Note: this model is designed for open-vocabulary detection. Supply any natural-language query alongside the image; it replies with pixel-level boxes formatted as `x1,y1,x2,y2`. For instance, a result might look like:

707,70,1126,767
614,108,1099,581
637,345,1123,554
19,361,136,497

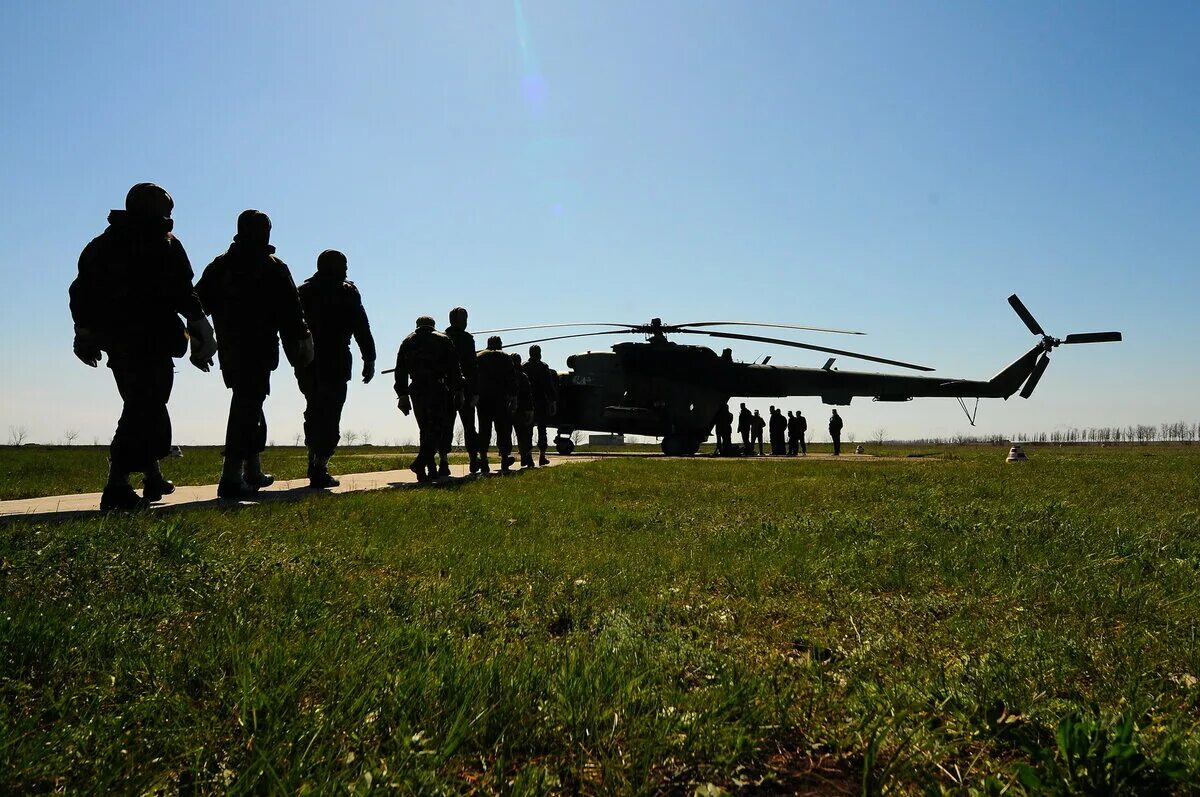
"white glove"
187,316,217,372
296,333,315,368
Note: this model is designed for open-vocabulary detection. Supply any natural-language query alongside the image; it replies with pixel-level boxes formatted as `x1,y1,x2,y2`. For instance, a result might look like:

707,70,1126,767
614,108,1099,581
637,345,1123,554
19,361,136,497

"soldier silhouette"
523,344,558,466
444,307,482,473
737,403,752,453
751,409,766,455
394,315,463,481
196,209,312,498
511,352,536,468
476,336,518,473
295,249,376,488
829,409,844,455
70,183,216,510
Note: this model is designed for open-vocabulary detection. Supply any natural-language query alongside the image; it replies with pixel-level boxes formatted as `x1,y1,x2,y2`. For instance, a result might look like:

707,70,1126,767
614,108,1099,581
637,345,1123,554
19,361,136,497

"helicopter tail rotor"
1008,294,1122,398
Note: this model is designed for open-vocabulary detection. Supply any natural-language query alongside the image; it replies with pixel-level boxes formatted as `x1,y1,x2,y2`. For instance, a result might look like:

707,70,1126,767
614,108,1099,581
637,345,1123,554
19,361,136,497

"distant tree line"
896,420,1199,446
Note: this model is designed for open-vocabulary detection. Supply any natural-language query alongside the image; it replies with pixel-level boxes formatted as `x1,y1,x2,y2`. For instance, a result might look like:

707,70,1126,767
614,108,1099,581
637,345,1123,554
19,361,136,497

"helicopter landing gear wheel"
661,434,701,457
555,437,576,455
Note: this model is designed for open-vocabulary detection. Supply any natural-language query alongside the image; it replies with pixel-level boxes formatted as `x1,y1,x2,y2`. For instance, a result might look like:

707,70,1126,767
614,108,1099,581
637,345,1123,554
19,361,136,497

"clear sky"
1,1,1197,447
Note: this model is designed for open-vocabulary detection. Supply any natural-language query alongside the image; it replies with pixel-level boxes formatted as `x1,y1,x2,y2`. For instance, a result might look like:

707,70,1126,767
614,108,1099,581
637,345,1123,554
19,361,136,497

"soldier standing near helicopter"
738,403,752,454
829,408,843,456
523,344,558,466
511,352,536,468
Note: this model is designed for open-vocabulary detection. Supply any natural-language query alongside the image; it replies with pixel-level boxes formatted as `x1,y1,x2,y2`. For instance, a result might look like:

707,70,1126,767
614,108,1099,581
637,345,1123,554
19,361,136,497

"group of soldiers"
712,403,845,456
69,183,557,510
392,313,558,481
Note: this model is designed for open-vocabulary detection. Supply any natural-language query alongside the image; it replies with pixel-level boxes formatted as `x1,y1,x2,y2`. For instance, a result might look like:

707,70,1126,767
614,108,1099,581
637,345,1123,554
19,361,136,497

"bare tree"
64,429,79,446
7,425,28,445
454,424,465,447
570,429,583,445
360,430,372,446
293,432,303,447
344,430,360,446
873,428,887,447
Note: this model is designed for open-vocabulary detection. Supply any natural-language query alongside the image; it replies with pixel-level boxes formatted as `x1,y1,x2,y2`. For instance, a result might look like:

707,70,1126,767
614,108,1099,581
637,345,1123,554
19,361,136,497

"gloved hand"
452,390,465,410
362,360,375,384
397,395,412,416
547,401,557,417
296,333,315,368
507,396,518,414
73,325,101,367
187,316,217,372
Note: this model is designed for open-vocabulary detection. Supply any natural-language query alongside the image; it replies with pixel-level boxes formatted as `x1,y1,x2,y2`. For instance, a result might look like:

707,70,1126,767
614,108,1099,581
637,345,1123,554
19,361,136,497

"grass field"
3,445,1199,793
0,445,468,500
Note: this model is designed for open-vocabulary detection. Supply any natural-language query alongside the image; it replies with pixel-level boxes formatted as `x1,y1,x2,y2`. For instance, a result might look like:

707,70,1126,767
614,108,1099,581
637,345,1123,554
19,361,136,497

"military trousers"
752,430,764,455
298,369,348,459
740,428,751,452
412,387,453,467
448,404,480,460
831,432,841,455
223,367,271,460
513,415,534,463
476,396,512,460
109,357,175,473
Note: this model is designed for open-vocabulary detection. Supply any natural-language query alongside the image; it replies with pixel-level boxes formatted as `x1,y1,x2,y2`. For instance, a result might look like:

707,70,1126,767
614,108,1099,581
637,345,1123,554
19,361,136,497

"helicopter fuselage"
550,337,1041,455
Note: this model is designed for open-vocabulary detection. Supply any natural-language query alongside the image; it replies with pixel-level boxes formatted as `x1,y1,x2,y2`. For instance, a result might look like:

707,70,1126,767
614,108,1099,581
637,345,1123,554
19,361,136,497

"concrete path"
0,457,590,521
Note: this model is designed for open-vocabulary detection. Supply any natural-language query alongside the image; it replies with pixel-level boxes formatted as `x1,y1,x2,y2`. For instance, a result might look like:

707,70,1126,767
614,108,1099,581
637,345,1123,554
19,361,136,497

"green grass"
0,446,465,500
2,446,1199,793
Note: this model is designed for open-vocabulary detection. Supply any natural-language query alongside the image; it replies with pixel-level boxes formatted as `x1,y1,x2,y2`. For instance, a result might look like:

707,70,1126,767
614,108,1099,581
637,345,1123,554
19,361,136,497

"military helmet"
125,182,173,219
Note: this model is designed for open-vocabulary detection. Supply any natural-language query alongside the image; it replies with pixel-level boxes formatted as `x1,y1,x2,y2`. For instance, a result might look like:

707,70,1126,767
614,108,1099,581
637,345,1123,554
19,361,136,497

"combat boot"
468,455,481,474
243,454,275,491
521,454,535,469
539,450,550,467
478,457,491,474
217,457,255,499
308,453,340,489
101,461,149,510
500,455,516,473
143,460,175,502
437,462,451,479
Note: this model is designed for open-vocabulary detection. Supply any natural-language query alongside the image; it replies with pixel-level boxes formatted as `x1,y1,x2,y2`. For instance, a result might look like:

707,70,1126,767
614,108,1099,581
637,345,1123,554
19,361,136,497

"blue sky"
1,1,1197,446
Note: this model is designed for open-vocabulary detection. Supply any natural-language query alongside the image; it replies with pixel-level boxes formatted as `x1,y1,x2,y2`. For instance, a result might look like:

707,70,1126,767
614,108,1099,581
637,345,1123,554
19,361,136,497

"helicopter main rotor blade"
476,322,638,334
670,321,865,336
683,329,935,372
1008,294,1045,336
1020,353,1052,399
499,330,632,348
1062,331,1123,344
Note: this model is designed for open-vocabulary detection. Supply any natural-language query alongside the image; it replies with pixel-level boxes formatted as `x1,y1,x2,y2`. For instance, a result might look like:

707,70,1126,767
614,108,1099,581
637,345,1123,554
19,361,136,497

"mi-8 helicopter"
480,295,1121,456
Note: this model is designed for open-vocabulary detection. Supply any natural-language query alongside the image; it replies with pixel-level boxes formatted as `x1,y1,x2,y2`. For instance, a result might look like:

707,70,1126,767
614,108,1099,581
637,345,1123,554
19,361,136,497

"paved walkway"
0,457,590,521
